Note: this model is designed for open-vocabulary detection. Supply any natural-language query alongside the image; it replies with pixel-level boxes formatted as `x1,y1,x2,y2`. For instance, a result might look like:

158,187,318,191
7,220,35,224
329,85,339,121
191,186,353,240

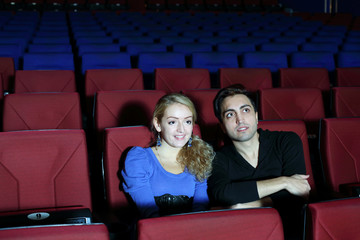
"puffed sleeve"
192,179,210,212
121,147,159,218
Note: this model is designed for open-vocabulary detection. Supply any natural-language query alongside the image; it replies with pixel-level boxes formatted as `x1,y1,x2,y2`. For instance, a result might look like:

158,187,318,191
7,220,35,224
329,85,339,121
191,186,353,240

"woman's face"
154,103,194,149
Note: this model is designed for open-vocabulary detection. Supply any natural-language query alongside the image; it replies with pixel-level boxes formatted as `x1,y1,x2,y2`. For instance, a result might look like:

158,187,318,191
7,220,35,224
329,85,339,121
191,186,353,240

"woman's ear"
153,117,161,132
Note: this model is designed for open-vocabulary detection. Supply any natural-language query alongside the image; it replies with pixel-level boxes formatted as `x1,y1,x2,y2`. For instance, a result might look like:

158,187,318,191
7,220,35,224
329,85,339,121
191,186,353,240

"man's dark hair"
213,84,257,123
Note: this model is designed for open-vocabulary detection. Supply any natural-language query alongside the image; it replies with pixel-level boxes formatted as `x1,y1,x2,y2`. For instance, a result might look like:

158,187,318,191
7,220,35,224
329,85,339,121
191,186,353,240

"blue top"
121,146,209,218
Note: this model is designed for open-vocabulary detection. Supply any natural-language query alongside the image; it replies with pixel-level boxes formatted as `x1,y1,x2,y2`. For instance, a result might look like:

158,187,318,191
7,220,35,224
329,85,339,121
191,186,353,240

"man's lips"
236,126,248,132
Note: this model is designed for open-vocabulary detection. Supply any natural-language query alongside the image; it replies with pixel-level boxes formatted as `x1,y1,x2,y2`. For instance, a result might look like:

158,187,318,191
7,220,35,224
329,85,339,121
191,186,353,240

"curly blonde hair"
151,93,215,181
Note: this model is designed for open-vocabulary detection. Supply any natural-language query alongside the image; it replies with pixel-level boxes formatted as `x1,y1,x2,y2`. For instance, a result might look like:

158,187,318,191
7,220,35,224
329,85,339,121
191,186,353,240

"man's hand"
230,197,273,209
284,174,311,199
257,174,311,199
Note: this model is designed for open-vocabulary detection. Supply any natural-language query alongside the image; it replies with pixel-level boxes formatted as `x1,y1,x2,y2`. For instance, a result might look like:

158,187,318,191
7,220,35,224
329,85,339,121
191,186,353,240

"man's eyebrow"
222,108,234,116
222,104,252,115
240,104,252,109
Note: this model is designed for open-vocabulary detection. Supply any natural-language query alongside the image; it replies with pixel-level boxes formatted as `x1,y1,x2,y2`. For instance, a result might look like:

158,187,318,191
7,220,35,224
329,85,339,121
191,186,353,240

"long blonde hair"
151,93,214,181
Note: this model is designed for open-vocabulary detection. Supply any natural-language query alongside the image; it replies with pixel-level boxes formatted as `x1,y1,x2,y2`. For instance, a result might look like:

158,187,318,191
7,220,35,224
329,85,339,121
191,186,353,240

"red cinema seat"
95,90,166,148
0,57,15,92
0,74,3,101
332,87,360,117
336,67,360,86
219,68,272,91
104,126,153,214
2,92,82,131
14,70,76,93
85,68,144,115
154,68,211,94
0,129,91,213
103,125,202,223
306,197,360,240
258,120,317,200
320,118,360,197
95,90,166,132
138,208,284,240
259,88,325,138
279,68,330,91
279,68,331,115
0,223,109,240
182,89,220,147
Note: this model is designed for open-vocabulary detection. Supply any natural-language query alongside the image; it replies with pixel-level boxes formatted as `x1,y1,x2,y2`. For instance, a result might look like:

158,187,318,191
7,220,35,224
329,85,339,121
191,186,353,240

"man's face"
220,94,258,143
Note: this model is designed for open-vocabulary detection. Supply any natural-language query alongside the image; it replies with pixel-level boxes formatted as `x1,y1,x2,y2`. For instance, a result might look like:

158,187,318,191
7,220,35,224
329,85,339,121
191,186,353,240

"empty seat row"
2,63,360,95
0,66,359,133
2,86,359,148
3,51,359,80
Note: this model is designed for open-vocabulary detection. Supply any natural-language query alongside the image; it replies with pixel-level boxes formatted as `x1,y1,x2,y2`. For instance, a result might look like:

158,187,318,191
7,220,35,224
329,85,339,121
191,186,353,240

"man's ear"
153,117,161,132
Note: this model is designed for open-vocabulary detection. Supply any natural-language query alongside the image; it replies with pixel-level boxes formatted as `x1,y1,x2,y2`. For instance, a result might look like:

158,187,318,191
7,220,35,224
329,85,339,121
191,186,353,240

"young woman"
121,93,215,218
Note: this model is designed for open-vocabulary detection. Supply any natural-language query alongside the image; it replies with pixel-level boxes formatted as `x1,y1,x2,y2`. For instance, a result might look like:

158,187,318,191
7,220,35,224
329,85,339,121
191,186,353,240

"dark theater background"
1,0,360,239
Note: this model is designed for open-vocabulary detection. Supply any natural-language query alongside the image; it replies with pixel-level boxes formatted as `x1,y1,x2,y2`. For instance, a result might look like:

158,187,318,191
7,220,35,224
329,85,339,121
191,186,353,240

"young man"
207,86,310,240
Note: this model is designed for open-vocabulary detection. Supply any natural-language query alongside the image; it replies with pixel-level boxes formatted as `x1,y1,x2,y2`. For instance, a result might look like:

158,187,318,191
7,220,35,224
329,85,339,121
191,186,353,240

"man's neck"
232,133,260,167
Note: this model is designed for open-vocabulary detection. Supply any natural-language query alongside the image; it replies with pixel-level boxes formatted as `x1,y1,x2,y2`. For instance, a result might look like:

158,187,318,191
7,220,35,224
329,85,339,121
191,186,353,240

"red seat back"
332,87,360,117
0,57,15,92
260,88,325,121
3,92,82,131
258,120,317,198
85,69,144,114
138,208,284,240
307,197,360,240
104,125,202,211
182,89,220,145
104,126,153,211
259,88,325,137
95,90,166,134
0,129,92,212
14,70,76,93
155,68,211,93
336,67,360,86
0,223,109,240
320,118,360,193
219,68,272,91
279,68,330,91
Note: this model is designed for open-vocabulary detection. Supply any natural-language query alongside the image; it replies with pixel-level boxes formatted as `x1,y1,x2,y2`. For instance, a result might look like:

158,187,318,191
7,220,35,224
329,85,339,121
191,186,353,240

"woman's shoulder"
128,146,151,155
125,146,154,169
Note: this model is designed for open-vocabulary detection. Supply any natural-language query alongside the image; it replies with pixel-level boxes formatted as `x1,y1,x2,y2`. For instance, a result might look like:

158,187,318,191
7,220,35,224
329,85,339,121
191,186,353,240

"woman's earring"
187,136,192,147
157,133,161,147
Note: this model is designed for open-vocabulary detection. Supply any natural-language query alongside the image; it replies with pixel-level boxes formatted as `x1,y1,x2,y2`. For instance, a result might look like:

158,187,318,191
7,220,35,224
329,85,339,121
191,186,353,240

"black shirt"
208,128,306,206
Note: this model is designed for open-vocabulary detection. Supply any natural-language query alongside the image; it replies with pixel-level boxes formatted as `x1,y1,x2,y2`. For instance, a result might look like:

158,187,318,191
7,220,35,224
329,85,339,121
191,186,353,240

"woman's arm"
121,147,159,218
192,179,210,212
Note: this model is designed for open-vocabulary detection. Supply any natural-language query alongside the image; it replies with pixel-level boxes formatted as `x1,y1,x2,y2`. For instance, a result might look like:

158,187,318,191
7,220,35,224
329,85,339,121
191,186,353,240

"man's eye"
226,112,233,118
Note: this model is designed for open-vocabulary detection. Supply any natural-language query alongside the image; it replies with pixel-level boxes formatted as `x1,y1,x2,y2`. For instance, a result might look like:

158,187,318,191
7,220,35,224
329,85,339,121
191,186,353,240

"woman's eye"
186,120,192,125
168,121,175,125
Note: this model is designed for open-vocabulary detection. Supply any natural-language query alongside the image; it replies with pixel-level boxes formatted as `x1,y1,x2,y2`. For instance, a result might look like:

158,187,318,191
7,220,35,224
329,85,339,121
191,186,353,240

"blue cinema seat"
23,53,75,71
81,52,131,75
